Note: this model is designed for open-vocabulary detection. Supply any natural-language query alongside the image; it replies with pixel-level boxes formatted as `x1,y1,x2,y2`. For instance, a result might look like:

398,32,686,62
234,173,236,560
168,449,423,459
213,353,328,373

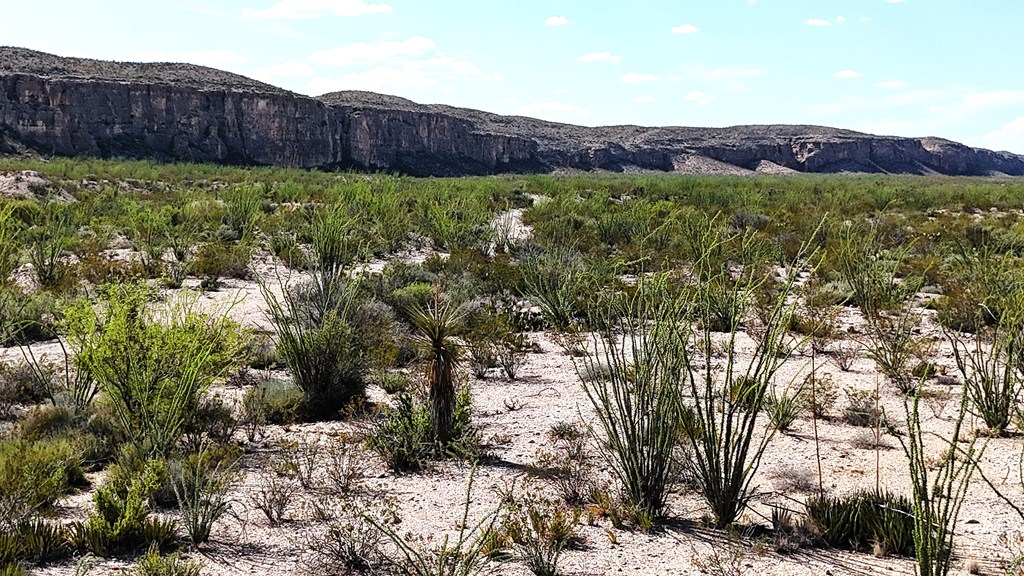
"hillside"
2,47,1023,177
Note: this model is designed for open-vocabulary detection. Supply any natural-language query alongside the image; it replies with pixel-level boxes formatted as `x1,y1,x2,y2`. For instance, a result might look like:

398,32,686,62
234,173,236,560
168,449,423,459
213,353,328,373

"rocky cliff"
2,47,1022,177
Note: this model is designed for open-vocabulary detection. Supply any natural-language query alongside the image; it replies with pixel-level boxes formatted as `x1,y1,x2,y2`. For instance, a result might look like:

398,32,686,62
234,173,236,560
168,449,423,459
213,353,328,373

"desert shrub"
804,372,839,419
388,283,435,322
0,205,23,283
677,218,814,529
26,203,75,289
64,283,245,456
0,360,51,415
242,377,302,433
171,447,240,544
767,384,806,432
323,433,369,496
368,387,477,473
573,277,683,529
260,264,383,420
190,241,252,289
14,404,75,439
220,184,263,241
947,304,1024,435
302,496,392,574
70,453,173,556
180,394,238,452
0,438,85,528
501,491,579,576
132,543,203,576
527,422,594,506
244,333,280,370
520,247,603,331
249,470,293,525
805,490,915,557
0,287,58,346
842,389,881,428
830,339,860,372
382,371,416,397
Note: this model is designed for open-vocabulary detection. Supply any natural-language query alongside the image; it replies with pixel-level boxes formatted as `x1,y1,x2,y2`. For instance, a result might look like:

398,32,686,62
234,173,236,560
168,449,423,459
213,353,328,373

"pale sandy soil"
5,216,1024,576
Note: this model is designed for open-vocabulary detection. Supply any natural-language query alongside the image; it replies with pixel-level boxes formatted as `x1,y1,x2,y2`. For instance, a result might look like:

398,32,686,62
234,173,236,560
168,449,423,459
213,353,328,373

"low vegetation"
1,157,1023,574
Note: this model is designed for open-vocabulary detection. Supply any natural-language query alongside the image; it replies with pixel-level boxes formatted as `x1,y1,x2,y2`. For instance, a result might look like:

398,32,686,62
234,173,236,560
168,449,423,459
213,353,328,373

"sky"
3,0,1024,153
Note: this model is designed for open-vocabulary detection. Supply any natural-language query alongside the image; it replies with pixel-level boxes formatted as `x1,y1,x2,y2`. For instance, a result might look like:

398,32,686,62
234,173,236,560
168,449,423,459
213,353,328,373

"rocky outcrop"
2,47,1022,177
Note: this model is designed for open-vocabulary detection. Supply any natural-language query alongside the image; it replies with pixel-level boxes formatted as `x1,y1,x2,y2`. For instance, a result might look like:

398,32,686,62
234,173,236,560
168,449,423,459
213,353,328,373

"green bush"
260,269,380,420
132,543,203,576
806,490,915,557
766,385,806,432
368,387,476,473
0,438,85,527
242,377,302,428
64,283,245,456
171,447,240,544
0,287,58,346
190,241,252,289
71,452,174,556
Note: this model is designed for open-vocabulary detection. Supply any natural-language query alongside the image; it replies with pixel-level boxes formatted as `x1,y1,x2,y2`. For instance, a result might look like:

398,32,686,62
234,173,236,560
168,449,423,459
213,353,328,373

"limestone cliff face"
1,74,340,167
1,48,1022,177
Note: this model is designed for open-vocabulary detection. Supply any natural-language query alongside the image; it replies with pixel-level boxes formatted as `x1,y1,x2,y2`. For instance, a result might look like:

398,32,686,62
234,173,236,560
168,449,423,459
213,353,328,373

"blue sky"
4,0,1024,153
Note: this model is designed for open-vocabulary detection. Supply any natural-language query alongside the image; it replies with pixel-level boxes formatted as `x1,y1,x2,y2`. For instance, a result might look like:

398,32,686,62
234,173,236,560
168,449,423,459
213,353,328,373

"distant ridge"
2,47,1022,177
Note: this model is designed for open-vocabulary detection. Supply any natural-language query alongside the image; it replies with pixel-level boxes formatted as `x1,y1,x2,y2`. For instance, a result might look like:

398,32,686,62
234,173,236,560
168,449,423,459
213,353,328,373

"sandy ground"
6,215,1024,576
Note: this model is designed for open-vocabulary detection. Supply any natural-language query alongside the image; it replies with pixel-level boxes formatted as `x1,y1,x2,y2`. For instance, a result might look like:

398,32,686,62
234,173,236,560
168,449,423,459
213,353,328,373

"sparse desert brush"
805,490,915,557
527,421,594,506
0,437,86,527
131,543,203,576
766,384,806,432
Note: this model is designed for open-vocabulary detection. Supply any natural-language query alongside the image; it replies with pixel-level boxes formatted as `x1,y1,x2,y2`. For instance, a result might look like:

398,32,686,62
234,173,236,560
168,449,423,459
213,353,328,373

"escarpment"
2,47,1022,177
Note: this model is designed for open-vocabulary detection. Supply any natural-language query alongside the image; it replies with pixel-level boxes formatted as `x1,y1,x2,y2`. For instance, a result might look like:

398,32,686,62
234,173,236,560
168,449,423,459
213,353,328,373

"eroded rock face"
1,48,1022,177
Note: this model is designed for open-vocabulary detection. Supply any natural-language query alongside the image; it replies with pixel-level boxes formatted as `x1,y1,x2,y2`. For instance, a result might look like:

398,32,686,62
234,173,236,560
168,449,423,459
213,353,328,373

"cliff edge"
2,47,1021,177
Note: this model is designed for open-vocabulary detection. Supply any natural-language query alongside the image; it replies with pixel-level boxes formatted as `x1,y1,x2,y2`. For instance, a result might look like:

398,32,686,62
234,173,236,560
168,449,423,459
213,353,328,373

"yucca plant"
408,299,466,445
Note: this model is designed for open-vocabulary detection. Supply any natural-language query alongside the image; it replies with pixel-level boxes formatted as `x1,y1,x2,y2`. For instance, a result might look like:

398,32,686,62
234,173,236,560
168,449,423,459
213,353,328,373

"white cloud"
576,51,623,63
621,72,661,84
513,101,588,119
805,18,830,26
835,15,846,23
244,0,392,19
139,50,249,69
833,69,862,79
684,91,715,106
251,59,315,81
979,116,1024,153
635,95,656,104
304,55,489,94
671,23,699,34
303,35,495,95
877,80,909,88
962,90,1024,113
545,15,571,26
311,36,435,66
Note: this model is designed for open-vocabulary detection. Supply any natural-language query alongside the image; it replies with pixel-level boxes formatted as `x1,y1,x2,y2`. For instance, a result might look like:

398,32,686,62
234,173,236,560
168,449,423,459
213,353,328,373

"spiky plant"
408,299,467,445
